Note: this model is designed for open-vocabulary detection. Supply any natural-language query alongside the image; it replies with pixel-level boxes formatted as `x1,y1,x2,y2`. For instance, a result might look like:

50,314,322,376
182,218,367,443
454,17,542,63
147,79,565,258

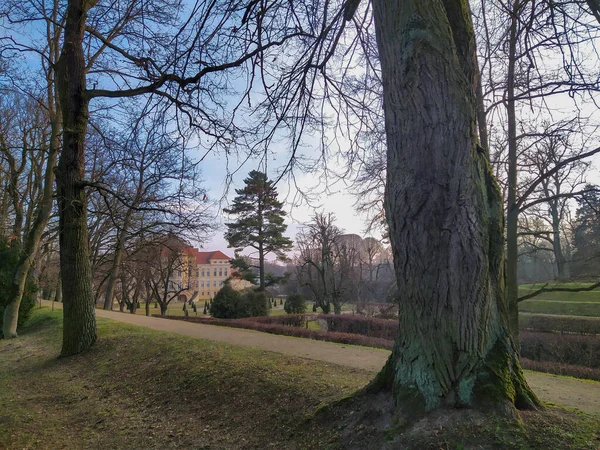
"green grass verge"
1,308,599,449
519,283,600,303
519,300,600,317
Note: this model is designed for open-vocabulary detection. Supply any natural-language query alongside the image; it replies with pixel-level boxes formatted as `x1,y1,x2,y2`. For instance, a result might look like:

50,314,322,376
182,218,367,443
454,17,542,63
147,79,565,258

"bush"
520,331,600,368
324,315,398,341
209,283,242,319
0,239,38,333
152,314,394,350
519,313,600,335
284,293,306,315
210,285,270,319
238,290,270,318
354,302,398,319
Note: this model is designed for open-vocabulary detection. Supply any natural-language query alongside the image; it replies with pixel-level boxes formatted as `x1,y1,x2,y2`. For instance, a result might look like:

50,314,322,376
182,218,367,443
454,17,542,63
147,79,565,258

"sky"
192,139,376,260
4,0,600,262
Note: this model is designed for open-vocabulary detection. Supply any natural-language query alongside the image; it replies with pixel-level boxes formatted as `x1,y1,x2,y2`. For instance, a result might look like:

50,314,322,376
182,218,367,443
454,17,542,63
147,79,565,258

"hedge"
520,331,600,369
519,313,600,335
153,314,394,350
520,358,600,382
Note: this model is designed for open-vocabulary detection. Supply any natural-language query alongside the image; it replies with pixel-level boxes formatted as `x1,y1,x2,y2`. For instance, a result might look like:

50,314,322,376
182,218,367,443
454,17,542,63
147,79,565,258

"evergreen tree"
572,185,600,277
224,171,293,290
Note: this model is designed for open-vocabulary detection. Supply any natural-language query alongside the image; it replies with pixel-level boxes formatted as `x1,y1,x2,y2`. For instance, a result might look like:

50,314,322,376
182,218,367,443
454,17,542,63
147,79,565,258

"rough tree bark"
370,0,539,413
55,0,97,356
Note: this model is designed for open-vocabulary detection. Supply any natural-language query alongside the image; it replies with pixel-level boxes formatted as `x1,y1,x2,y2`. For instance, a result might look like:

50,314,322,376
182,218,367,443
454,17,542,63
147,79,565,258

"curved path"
42,301,600,416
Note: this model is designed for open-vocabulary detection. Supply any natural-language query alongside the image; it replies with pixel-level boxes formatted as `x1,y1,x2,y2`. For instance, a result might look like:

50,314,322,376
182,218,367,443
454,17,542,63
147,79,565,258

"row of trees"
3,0,600,422
294,213,393,314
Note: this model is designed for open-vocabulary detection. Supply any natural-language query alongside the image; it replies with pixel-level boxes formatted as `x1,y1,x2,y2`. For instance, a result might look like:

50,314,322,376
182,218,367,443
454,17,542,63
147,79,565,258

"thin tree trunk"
103,232,125,310
371,0,538,414
55,0,96,356
2,112,61,338
259,241,265,290
103,207,134,310
55,275,62,303
505,0,521,341
550,204,569,279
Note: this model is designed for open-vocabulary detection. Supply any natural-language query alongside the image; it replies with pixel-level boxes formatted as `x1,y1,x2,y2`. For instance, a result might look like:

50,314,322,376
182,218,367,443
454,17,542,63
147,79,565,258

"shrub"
354,302,398,319
519,313,600,335
152,314,394,350
238,290,270,318
209,283,242,319
0,239,38,334
284,293,306,315
210,285,271,319
520,331,600,368
324,315,398,341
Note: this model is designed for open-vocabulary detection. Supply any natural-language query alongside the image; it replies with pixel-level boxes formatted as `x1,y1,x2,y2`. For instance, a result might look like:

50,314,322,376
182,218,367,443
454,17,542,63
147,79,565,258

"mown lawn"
1,308,599,449
518,282,600,317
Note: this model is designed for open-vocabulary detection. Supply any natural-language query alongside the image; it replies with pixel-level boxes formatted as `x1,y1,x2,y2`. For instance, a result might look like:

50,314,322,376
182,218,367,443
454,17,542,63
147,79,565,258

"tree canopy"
224,170,292,290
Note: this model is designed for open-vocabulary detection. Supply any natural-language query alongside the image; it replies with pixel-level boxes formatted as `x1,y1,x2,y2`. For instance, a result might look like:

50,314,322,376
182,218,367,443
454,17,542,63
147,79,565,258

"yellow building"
178,248,251,301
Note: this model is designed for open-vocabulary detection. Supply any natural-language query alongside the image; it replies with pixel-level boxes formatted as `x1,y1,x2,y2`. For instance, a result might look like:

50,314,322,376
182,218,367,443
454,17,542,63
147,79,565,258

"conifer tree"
224,171,292,291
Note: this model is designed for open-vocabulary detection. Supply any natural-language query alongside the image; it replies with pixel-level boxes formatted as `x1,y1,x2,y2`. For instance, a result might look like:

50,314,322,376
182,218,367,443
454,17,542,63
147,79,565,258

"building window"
219,269,222,276
224,269,228,276
213,281,216,287
214,269,217,276
201,281,204,288
201,270,205,277
196,270,199,277
219,281,223,287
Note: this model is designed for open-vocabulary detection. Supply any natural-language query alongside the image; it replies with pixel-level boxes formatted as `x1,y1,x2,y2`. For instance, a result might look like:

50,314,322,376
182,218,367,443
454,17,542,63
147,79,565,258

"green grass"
2,308,599,449
0,307,372,449
519,282,600,302
518,282,600,317
519,300,600,316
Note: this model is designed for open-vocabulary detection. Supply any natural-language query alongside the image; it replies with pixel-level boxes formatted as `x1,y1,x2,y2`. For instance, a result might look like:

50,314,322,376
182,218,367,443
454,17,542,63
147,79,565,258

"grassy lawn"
518,282,600,317
0,307,372,449
2,308,599,449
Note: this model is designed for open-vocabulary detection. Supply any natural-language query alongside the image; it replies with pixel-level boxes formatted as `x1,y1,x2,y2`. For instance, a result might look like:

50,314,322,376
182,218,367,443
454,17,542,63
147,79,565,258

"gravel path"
42,301,600,416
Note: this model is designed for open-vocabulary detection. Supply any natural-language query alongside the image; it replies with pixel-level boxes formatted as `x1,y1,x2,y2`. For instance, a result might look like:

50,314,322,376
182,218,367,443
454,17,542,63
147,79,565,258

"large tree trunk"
55,0,97,356
371,0,539,413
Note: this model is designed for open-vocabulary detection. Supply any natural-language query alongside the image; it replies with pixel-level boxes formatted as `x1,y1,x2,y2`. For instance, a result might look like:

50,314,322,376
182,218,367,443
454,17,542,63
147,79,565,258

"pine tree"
224,171,293,291
572,185,600,276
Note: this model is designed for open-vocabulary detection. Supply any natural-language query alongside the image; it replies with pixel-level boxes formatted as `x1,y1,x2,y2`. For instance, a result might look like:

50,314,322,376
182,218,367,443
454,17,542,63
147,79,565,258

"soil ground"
42,300,600,416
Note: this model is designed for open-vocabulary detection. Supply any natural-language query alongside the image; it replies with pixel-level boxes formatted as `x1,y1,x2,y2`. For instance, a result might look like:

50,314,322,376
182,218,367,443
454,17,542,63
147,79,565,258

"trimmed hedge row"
520,358,600,382
246,314,399,341
321,314,397,341
154,314,600,376
520,331,600,369
153,314,394,350
519,313,600,335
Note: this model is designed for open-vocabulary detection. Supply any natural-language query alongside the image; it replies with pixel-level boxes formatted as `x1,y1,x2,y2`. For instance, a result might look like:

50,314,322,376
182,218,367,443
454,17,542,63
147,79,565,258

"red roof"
184,247,231,264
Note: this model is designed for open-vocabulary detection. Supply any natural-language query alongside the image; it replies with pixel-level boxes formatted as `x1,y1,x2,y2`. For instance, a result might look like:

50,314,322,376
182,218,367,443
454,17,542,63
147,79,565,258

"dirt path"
42,301,600,416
